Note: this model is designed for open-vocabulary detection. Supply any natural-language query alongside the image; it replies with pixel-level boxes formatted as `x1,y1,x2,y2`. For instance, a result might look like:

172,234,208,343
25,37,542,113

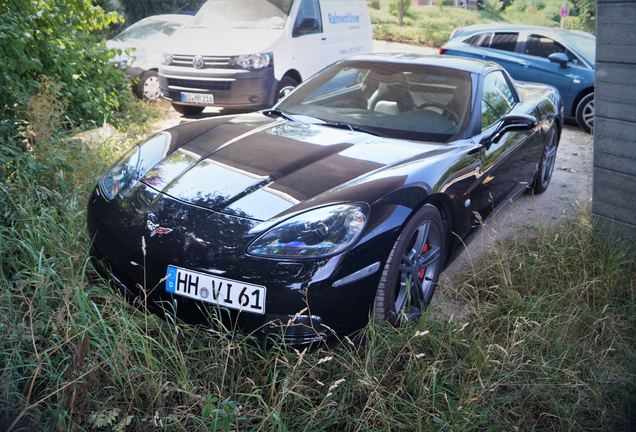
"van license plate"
166,265,265,315
179,92,214,105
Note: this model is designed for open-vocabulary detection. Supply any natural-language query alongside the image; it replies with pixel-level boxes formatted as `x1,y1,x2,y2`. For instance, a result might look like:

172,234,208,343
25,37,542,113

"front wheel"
171,104,204,117
136,70,161,101
530,125,559,194
575,92,594,134
373,204,446,325
276,76,299,101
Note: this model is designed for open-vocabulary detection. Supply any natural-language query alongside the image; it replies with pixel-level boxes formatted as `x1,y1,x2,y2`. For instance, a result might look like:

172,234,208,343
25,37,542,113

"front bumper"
159,65,278,110
87,183,390,344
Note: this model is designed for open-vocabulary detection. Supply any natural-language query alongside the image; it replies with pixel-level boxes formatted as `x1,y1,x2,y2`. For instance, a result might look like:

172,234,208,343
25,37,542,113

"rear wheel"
575,92,594,133
373,204,446,325
531,125,559,194
171,104,205,117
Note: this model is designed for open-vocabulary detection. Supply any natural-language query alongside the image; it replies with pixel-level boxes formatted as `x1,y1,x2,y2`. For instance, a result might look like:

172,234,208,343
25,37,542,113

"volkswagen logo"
192,55,205,69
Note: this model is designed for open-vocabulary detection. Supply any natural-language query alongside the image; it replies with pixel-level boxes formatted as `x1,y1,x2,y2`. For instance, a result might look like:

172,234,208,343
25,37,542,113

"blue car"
441,24,595,133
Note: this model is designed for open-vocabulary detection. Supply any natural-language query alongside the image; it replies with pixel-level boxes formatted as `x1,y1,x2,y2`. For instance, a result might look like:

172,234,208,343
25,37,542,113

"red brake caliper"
418,243,428,280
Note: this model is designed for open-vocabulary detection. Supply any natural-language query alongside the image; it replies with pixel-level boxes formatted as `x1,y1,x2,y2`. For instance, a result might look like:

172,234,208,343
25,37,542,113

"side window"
464,34,482,46
525,34,566,59
478,33,492,47
489,32,519,52
293,0,322,37
481,71,516,131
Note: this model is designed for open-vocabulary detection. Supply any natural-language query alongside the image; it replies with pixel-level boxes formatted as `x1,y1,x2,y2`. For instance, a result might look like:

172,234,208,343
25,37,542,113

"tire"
171,104,205,117
276,76,299,101
136,70,161,101
373,204,446,325
575,92,594,134
530,125,559,194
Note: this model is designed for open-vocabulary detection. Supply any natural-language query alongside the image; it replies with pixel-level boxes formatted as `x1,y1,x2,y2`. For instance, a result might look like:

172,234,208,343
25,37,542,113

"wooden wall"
593,0,636,240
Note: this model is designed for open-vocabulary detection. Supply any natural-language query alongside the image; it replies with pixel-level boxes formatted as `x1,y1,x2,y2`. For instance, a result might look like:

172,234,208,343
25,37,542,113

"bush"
0,0,133,142
371,4,494,47
503,0,596,32
389,0,411,18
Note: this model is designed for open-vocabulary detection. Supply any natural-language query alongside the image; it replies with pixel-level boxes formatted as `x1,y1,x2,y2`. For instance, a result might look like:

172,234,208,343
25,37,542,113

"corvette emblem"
147,220,173,237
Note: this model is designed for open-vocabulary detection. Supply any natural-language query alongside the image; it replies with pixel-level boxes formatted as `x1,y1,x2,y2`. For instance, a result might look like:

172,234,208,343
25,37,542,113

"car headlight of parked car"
162,52,173,65
231,52,272,70
248,204,368,258
99,133,169,200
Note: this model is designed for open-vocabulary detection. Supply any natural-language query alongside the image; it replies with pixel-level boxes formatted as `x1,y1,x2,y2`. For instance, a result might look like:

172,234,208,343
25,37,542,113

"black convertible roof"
347,53,500,75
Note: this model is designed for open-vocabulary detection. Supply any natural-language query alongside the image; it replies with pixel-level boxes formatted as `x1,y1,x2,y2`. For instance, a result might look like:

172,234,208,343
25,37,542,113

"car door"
291,0,327,80
511,33,575,104
471,71,540,219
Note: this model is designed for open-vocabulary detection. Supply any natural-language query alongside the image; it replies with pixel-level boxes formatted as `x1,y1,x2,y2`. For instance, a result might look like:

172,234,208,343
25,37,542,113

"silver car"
107,14,192,101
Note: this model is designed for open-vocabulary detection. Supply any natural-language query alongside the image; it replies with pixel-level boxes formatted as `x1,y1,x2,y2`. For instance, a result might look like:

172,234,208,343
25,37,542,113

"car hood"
165,27,283,56
141,114,449,221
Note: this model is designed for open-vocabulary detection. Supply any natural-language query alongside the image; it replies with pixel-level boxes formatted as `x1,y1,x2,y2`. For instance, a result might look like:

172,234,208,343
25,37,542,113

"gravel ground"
151,40,594,317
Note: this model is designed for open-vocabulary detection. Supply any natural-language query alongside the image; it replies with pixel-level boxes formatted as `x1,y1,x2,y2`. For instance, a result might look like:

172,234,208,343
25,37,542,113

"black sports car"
88,54,562,344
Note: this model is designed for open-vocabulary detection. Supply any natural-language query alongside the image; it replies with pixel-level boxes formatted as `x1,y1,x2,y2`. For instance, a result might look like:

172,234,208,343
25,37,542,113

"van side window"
481,71,516,131
293,0,323,37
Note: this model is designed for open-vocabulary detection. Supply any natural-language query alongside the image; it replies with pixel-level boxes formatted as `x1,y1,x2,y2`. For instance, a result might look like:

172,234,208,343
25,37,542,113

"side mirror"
481,113,538,147
293,18,319,37
548,52,570,68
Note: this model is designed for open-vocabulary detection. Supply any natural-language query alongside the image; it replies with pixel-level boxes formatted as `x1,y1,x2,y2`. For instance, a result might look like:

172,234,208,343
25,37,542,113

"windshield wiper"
262,109,298,122
318,121,381,137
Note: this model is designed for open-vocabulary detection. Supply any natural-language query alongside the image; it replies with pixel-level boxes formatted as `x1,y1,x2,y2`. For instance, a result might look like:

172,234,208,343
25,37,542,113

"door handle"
519,61,530,68
321,37,327,41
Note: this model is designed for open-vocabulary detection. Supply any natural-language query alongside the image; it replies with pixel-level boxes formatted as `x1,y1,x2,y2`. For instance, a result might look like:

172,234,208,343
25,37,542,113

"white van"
158,0,372,116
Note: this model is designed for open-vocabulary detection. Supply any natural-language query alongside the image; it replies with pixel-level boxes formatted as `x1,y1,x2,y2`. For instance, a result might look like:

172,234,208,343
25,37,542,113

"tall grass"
1,124,634,430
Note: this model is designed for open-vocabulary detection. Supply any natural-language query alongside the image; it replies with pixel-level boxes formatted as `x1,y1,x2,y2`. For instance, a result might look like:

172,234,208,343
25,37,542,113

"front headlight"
231,52,272,70
247,204,368,258
99,133,169,200
162,52,173,65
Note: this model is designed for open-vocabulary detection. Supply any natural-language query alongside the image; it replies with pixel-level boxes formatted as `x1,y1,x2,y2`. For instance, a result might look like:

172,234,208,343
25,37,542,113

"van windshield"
192,0,294,30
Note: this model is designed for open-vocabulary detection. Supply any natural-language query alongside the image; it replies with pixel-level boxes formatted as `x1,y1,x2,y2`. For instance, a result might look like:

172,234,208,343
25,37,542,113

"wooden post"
593,0,636,246
399,0,404,27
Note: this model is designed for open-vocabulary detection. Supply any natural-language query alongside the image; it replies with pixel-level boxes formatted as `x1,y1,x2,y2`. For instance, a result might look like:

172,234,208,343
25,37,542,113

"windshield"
562,33,596,64
116,20,183,42
277,61,473,143
192,0,294,30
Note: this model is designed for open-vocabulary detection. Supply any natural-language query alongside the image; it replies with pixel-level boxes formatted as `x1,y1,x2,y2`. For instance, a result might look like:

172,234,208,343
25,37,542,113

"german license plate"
179,92,214,104
165,265,265,315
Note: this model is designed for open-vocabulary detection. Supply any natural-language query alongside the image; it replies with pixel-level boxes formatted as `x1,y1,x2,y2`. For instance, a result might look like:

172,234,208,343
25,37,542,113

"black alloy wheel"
374,204,446,324
531,126,559,194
